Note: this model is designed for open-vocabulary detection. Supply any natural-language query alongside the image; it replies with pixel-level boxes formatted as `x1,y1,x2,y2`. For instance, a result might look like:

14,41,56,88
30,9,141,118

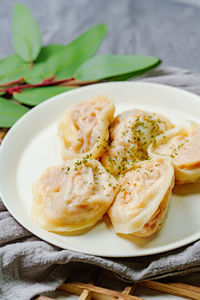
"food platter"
0,82,200,257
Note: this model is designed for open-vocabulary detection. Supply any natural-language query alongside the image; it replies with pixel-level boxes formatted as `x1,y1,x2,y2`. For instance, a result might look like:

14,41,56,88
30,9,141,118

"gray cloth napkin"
0,67,200,300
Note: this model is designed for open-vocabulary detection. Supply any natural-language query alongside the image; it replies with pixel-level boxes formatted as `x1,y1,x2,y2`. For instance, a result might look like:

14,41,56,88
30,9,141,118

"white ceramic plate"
0,82,200,257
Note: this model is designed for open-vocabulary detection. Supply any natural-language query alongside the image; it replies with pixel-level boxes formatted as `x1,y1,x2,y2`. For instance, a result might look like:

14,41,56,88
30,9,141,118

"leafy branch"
0,76,75,95
0,3,161,127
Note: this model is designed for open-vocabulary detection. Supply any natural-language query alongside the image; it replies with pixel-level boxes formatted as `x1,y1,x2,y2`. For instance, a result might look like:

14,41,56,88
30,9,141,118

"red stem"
29,61,34,69
0,77,25,87
0,76,75,95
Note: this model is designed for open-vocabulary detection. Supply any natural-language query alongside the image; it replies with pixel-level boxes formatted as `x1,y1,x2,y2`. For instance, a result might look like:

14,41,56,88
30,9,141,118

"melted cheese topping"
150,122,200,184
32,159,118,232
58,97,115,160
102,109,172,175
108,157,174,236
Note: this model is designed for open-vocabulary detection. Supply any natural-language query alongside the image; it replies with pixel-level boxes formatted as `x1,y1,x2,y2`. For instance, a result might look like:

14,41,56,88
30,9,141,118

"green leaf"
0,97,29,127
75,55,161,81
35,45,64,64
25,45,65,84
0,54,29,85
0,45,64,85
13,3,42,62
13,86,73,106
105,65,160,81
26,24,107,84
6,25,105,85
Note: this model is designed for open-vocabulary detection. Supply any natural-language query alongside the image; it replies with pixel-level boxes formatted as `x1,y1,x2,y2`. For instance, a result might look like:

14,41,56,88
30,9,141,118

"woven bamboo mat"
35,269,200,300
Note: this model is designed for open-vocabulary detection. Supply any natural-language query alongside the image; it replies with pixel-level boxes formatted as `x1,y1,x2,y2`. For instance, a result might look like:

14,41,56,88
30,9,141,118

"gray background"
0,0,200,71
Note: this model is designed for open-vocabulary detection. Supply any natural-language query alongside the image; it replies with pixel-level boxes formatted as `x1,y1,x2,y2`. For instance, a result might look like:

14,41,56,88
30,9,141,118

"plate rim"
1,81,200,257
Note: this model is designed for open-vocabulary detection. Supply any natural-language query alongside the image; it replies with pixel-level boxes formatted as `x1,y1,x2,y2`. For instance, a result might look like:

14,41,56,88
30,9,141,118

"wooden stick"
59,282,145,300
79,289,91,300
139,280,200,300
78,271,97,300
78,270,101,300
119,284,137,300
168,282,200,294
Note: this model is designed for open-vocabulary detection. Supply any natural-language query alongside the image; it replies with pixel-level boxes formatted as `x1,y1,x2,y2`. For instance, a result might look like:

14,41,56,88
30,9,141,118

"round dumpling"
102,109,173,176
32,159,118,233
58,97,115,160
149,122,200,184
108,157,174,237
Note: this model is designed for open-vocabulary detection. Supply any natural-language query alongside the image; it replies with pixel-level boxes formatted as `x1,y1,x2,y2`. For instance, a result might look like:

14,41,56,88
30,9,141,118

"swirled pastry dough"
108,157,174,237
32,159,118,232
102,109,172,175
149,122,200,184
58,97,115,160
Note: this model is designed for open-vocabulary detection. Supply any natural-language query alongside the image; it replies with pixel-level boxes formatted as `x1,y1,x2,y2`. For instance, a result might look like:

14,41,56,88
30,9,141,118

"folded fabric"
0,67,200,300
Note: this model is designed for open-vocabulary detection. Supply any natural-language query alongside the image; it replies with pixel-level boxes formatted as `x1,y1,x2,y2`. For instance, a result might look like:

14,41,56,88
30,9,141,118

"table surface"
1,0,200,72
